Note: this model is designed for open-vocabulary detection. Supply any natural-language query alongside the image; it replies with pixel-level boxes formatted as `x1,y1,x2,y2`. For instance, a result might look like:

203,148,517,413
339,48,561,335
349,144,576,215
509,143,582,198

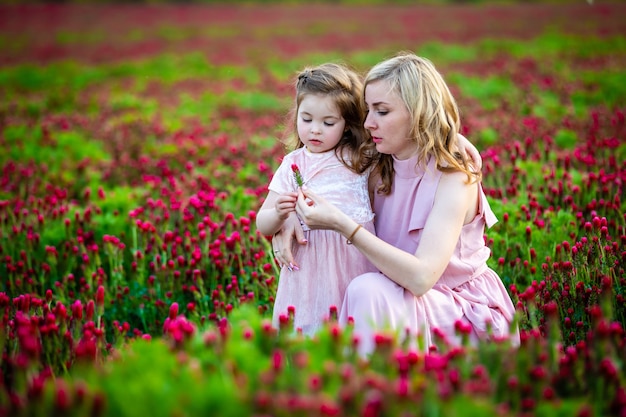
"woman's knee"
345,272,395,304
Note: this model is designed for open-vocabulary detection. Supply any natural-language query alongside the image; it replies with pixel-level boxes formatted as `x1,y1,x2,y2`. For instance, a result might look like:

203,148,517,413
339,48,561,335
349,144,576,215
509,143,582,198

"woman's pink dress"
269,147,376,335
339,155,519,356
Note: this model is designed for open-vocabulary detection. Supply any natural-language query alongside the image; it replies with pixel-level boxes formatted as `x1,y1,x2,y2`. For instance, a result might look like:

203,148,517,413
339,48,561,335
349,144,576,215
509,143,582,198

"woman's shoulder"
438,169,477,189
436,170,479,218
434,167,478,209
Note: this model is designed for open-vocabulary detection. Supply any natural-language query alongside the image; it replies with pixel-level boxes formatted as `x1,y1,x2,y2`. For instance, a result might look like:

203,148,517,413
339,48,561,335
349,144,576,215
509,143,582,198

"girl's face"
364,79,417,160
297,94,346,154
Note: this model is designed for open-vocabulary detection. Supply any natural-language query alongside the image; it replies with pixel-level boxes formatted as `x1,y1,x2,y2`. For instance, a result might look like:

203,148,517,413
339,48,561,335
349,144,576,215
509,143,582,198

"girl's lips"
372,137,382,144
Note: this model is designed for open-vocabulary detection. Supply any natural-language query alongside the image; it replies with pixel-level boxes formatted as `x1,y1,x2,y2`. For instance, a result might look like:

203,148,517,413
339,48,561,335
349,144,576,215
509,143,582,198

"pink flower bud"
272,349,283,372
169,302,179,320
96,285,105,308
72,300,83,320
243,328,254,340
85,300,94,321
55,381,70,411
395,377,409,397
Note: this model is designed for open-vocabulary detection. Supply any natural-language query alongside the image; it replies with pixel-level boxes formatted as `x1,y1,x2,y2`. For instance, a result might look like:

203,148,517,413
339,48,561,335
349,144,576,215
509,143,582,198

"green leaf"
554,129,578,150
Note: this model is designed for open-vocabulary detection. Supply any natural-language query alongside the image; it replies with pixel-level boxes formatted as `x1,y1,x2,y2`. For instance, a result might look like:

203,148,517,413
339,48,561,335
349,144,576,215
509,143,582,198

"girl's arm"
367,170,379,211
295,171,477,296
458,134,482,169
255,190,298,237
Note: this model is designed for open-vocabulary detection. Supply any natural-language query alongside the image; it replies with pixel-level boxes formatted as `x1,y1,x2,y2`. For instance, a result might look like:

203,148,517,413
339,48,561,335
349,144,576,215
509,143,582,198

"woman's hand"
272,212,307,270
295,188,346,232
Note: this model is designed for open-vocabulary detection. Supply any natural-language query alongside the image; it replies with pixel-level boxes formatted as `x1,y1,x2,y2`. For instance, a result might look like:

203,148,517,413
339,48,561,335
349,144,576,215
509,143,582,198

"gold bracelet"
346,224,362,245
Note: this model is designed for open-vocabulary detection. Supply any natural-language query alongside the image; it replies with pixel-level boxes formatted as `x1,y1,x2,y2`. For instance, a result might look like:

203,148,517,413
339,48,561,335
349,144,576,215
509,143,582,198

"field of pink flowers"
0,2,625,416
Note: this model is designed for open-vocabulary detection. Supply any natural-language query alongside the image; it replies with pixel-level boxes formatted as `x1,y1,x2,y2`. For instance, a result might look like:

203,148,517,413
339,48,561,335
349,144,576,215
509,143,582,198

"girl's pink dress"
269,147,376,335
339,155,520,356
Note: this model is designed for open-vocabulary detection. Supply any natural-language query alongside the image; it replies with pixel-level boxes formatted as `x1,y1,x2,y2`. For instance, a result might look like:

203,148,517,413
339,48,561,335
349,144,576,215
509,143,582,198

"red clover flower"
291,164,304,188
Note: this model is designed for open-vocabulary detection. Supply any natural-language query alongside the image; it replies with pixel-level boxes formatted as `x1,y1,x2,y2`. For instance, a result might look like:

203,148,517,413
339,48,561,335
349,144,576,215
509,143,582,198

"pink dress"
269,147,376,335
339,155,520,356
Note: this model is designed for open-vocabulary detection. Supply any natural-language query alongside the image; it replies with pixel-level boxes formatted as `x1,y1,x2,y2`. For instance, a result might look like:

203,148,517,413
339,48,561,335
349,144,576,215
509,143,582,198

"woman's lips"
372,136,382,144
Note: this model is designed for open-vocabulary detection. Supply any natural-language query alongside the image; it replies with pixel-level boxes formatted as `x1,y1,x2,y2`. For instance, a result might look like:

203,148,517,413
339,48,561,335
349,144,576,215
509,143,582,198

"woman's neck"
392,144,419,161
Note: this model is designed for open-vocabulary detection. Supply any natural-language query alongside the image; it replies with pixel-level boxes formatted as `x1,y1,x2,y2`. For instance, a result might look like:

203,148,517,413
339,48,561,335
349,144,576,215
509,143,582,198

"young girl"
256,63,377,335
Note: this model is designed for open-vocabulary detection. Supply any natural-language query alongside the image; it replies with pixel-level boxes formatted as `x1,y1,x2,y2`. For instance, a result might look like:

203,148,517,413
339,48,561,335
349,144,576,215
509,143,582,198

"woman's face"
297,94,346,154
364,80,417,160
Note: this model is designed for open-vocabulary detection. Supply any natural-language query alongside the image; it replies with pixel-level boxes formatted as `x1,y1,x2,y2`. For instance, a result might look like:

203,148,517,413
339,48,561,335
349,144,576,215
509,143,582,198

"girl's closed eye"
300,118,335,126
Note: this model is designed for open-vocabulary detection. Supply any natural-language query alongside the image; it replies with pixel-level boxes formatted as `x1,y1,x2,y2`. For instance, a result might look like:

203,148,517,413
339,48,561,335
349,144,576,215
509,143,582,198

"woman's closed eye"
365,108,388,116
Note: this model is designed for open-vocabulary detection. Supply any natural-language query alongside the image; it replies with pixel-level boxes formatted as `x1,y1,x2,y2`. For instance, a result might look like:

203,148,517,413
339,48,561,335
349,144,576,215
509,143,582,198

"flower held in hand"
291,164,305,188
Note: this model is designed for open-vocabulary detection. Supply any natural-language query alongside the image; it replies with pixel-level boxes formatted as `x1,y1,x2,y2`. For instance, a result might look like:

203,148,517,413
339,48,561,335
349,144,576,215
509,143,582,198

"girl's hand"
274,193,297,219
458,134,482,170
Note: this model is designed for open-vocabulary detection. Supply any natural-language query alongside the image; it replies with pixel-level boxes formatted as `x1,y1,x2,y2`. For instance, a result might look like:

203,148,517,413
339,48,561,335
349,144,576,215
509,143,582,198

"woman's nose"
364,113,375,130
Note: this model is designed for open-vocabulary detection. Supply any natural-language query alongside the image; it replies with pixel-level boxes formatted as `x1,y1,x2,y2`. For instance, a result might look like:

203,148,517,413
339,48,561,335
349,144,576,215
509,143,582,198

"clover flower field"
0,3,625,416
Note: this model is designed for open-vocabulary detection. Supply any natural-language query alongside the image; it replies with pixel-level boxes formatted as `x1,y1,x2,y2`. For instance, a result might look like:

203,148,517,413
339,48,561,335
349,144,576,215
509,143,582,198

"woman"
274,52,519,356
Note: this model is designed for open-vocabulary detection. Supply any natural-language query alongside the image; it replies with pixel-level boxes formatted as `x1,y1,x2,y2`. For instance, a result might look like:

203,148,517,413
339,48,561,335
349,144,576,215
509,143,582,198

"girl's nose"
310,123,321,134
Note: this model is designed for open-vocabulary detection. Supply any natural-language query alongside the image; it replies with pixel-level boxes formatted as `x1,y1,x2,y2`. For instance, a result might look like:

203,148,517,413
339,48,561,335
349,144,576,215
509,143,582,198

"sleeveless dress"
269,146,376,335
339,155,520,356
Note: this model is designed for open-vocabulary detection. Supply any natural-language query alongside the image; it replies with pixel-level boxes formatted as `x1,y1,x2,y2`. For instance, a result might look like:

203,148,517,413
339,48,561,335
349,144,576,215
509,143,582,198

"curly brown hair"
281,63,373,175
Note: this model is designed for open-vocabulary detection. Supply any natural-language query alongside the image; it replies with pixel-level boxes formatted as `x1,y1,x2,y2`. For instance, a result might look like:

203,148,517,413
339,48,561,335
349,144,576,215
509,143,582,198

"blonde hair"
282,63,372,174
365,52,480,194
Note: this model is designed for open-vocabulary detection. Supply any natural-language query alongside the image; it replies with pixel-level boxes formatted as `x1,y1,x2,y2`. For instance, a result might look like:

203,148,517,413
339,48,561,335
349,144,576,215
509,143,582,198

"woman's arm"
295,171,477,296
